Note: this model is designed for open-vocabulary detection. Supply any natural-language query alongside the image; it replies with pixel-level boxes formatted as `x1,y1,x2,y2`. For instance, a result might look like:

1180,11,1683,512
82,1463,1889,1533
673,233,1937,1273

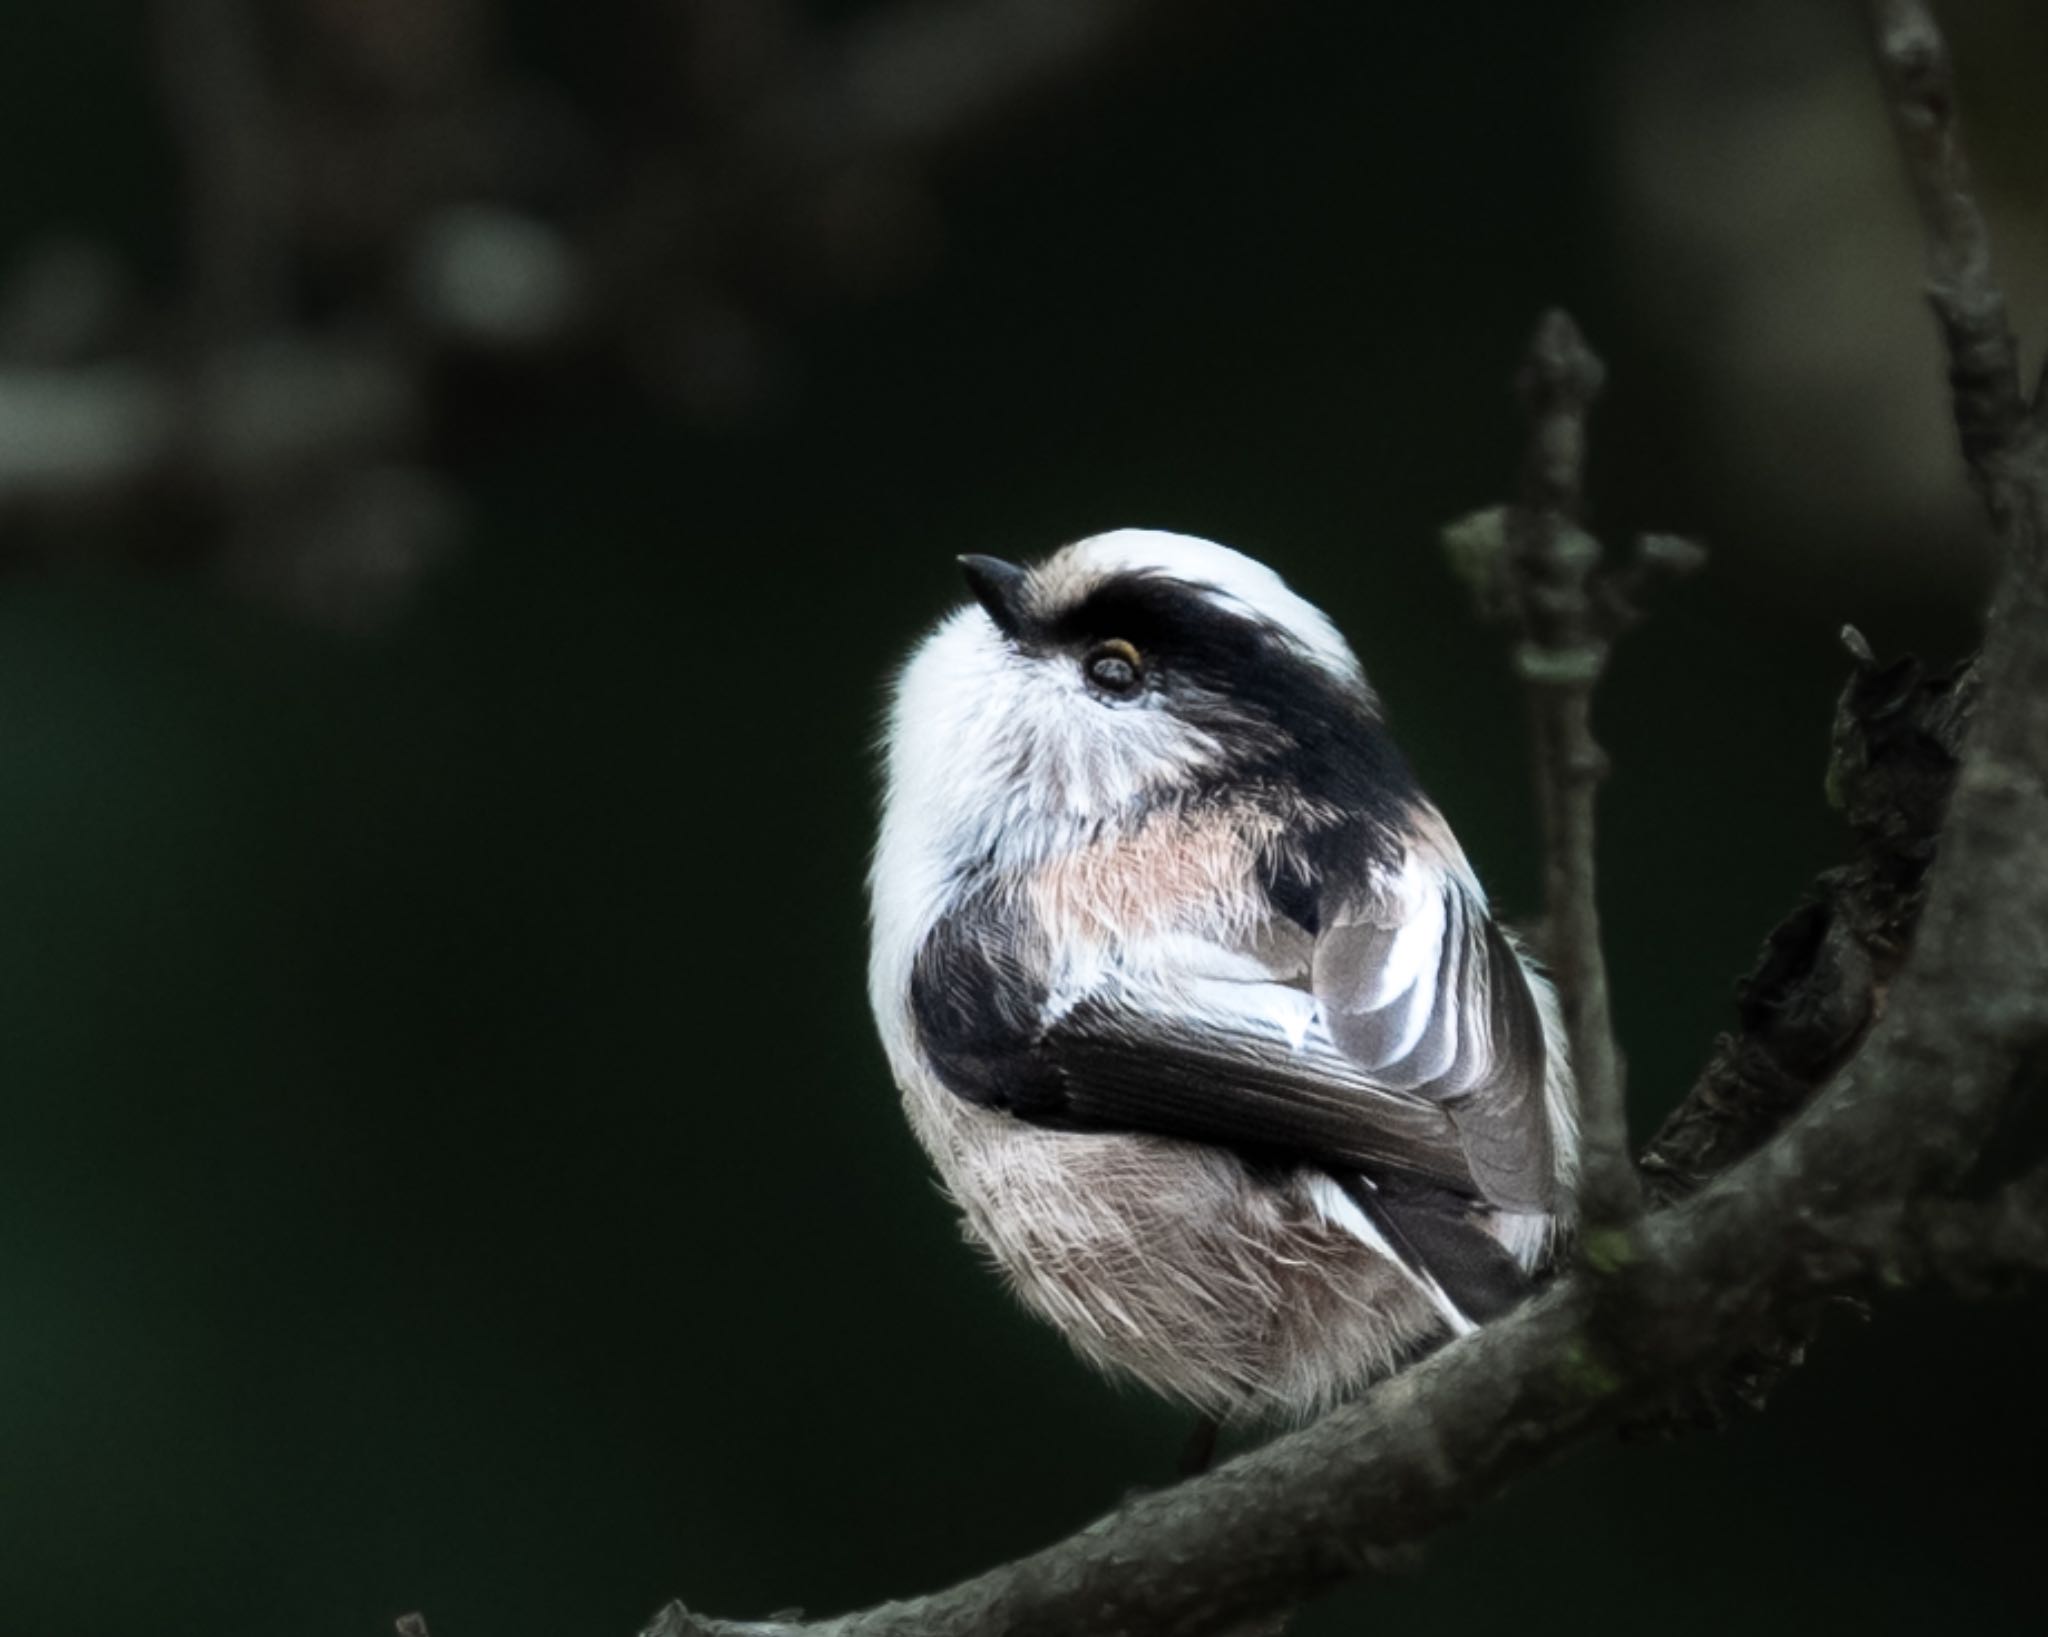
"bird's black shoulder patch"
1262,845,1324,935
909,882,1062,1115
1259,812,1398,936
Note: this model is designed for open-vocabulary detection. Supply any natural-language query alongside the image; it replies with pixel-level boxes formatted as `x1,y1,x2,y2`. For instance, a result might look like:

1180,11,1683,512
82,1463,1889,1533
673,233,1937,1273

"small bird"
868,529,1577,1422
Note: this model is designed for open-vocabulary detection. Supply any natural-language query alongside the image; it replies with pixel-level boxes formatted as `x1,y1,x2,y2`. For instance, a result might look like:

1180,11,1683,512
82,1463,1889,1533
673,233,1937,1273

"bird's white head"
876,528,1371,875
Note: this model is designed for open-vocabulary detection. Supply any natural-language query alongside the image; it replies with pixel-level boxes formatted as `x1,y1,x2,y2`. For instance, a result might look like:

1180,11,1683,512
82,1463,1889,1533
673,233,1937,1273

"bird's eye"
1083,639,1144,698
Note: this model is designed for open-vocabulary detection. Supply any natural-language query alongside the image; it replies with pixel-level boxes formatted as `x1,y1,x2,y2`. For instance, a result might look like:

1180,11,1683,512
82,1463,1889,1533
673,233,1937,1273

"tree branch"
1503,314,1638,1233
644,923,2043,1637
1441,317,1703,1235
1639,640,1980,1210
1632,0,2046,1316
1902,1160,2048,1295
1620,639,1979,1431
1861,0,2027,468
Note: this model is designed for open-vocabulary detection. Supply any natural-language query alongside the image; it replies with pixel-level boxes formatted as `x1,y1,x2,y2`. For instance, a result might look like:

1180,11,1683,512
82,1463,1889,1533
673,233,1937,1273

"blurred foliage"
0,5,2040,1637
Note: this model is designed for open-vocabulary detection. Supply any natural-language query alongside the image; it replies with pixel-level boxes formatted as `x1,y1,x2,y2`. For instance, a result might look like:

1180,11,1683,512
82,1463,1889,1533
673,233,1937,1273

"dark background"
1,3,2042,1635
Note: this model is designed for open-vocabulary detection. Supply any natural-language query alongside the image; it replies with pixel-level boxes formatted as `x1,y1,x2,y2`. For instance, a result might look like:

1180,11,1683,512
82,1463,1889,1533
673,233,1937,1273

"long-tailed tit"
869,529,1577,1421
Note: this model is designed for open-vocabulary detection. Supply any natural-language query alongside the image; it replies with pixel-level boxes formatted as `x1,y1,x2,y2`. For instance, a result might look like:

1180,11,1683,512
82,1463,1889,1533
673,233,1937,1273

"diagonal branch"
644,907,2047,1637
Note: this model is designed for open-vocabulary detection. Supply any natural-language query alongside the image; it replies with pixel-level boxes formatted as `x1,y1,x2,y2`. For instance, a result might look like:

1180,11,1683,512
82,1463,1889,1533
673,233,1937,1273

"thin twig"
1505,312,1640,1235
1860,0,2027,468
1443,316,1701,1237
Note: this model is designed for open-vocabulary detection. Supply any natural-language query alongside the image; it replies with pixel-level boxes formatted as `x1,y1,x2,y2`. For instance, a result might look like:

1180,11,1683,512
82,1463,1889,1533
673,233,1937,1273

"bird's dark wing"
1308,828,1556,1212
1030,995,1476,1193
910,880,1477,1196
908,867,1550,1324
1038,995,1538,1328
910,824,1559,1216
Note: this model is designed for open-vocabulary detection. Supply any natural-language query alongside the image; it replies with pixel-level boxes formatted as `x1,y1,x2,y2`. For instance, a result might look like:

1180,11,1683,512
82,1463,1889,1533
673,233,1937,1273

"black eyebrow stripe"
1047,573,1261,652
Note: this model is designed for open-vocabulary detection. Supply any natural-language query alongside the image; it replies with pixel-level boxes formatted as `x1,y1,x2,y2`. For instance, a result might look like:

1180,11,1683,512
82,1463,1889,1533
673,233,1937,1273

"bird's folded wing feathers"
1034,998,1475,1192
1312,852,1555,1211
912,836,1557,1213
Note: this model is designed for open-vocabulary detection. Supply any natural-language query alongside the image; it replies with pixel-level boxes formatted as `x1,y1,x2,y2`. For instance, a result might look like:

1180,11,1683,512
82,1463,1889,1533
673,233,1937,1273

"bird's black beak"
958,554,1031,638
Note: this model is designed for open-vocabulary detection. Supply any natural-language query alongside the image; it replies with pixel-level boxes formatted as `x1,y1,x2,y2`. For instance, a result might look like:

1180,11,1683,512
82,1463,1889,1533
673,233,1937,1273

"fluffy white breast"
868,594,1240,1076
